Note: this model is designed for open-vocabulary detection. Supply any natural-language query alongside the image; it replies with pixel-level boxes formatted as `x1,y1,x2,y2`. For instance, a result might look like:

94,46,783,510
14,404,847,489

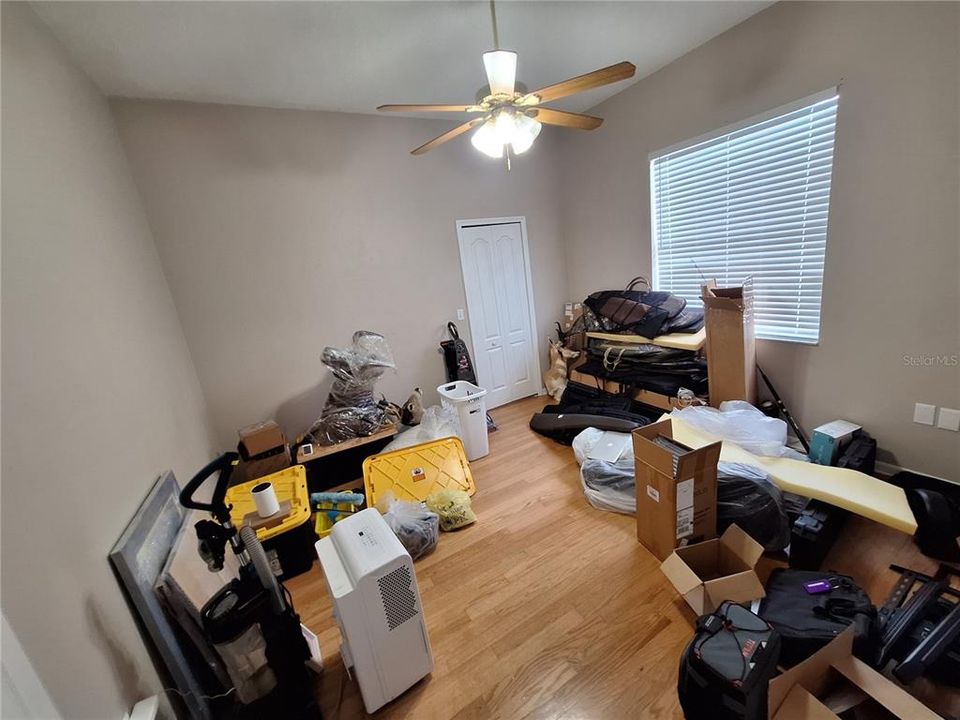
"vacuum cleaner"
179,452,321,719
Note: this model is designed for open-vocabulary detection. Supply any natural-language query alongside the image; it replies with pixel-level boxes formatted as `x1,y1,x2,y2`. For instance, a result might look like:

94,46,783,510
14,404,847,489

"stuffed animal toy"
401,387,424,426
544,339,580,401
378,396,403,426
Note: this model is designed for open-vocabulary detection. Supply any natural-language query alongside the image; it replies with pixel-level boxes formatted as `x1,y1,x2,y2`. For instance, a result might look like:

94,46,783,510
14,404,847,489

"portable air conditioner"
315,508,433,713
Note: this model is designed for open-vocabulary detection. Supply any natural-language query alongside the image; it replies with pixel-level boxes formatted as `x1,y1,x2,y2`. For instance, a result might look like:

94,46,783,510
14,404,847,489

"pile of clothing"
576,341,708,397
563,278,707,397
582,280,703,337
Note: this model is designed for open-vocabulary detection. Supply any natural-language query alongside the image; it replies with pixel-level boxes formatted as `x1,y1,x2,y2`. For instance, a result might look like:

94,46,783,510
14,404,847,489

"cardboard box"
633,418,721,561
809,420,862,466
660,524,765,614
233,447,291,484
238,420,286,460
702,280,756,407
768,628,942,719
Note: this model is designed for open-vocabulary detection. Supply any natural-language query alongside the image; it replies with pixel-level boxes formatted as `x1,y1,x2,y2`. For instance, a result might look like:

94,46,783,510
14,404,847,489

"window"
651,91,839,344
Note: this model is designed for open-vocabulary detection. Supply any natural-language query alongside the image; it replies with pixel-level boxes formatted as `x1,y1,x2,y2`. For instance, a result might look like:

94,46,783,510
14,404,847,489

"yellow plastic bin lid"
225,465,310,542
363,436,475,508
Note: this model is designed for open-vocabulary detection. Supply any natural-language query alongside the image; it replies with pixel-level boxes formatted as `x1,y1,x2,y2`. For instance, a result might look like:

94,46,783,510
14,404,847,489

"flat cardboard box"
702,280,756,407
660,524,765,614
238,420,286,460
633,418,721,561
768,628,942,719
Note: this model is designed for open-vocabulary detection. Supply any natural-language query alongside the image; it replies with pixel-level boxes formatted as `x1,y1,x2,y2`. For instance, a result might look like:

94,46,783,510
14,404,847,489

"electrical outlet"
937,407,960,432
913,403,937,425
456,308,465,321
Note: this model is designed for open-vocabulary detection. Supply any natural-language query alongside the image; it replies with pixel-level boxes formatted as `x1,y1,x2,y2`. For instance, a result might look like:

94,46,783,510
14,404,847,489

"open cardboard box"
633,418,721,560
660,524,765,614
768,628,942,719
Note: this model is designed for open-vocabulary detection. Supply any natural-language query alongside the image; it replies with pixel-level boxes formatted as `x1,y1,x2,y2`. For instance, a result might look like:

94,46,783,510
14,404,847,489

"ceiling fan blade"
483,50,518,96
532,108,604,130
411,119,484,155
524,61,636,105
378,104,482,113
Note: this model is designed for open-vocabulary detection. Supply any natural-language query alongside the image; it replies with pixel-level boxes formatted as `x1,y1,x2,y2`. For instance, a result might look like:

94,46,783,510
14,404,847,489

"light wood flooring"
287,395,956,719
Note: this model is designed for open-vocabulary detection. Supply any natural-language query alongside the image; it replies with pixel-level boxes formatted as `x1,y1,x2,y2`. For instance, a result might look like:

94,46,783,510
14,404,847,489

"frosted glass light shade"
470,121,504,158
482,50,518,96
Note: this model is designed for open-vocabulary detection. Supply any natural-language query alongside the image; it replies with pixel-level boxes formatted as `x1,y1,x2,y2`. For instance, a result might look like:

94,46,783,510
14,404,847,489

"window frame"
649,88,839,345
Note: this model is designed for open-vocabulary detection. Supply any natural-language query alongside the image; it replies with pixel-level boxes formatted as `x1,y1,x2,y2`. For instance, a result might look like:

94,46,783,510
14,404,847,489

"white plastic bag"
572,428,637,515
671,401,808,460
381,404,462,453
382,499,439,560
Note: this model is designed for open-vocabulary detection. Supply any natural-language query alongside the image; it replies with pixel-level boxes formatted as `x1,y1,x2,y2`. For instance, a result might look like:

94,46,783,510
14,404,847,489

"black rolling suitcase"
678,601,781,720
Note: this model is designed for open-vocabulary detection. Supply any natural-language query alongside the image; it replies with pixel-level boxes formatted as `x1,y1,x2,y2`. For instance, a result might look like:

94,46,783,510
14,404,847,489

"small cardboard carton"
660,524,765,614
768,627,942,719
633,418,721,561
809,420,862,466
238,420,286,460
702,280,756,406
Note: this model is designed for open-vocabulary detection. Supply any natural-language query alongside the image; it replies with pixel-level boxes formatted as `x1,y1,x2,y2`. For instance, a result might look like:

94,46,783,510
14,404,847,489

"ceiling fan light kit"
377,0,636,164
470,109,541,159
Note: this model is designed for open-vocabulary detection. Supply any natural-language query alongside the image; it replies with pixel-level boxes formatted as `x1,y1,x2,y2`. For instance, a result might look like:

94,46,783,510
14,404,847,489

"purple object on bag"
803,579,834,594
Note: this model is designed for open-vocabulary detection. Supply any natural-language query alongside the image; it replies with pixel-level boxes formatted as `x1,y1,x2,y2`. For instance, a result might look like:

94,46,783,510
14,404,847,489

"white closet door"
457,221,538,409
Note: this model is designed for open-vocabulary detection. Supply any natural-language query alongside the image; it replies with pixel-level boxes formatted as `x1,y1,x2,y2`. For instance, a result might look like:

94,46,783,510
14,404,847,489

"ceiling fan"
377,0,636,164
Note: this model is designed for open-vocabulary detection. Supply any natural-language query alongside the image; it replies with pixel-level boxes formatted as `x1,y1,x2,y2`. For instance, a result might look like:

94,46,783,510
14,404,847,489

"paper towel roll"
252,481,280,518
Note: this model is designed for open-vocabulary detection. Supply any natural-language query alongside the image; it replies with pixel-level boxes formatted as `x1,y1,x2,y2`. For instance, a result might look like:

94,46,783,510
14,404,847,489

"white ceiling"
34,1,769,116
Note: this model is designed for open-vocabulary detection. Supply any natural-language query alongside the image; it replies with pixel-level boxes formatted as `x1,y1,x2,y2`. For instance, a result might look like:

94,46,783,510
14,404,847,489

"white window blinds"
651,91,838,344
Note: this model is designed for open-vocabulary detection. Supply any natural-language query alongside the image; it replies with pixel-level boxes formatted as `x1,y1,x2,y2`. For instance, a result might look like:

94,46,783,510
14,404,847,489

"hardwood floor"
287,395,954,719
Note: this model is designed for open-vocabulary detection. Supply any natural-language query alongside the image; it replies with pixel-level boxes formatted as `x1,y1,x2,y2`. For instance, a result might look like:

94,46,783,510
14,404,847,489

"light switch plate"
457,308,465,321
913,403,937,425
937,407,960,432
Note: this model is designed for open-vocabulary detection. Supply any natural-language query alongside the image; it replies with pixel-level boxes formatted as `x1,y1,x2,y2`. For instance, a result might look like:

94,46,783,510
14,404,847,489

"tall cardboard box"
702,280,756,406
633,418,721,561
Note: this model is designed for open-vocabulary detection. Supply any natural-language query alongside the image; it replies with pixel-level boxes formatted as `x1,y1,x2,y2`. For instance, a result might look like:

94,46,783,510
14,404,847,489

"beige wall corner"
110,99,567,446
558,1,960,478
1,4,215,717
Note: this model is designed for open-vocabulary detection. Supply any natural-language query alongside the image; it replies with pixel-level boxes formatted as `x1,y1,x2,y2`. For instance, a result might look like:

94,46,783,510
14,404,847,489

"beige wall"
558,1,960,478
1,4,215,718
111,99,567,447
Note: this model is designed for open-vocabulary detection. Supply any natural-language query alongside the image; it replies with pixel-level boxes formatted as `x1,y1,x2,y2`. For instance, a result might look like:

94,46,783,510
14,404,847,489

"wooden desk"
296,424,397,463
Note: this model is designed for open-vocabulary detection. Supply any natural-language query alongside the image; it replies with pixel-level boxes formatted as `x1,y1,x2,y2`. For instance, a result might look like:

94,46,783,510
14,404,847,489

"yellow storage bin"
225,465,310,542
363,436,475,508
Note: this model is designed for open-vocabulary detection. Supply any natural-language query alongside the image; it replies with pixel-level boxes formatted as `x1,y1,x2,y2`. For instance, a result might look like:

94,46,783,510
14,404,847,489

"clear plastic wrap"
305,331,396,445
382,500,439,560
425,489,476,531
581,460,637,514
381,405,463,453
717,462,791,551
671,401,809,460
572,428,637,514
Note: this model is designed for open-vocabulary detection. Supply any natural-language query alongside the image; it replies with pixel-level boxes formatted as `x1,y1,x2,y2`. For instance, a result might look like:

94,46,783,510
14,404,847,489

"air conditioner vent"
377,565,418,631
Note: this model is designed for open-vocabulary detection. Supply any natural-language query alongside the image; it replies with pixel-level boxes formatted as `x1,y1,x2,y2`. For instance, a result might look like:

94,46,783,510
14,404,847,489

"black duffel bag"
584,276,686,337
757,569,877,667
678,601,781,720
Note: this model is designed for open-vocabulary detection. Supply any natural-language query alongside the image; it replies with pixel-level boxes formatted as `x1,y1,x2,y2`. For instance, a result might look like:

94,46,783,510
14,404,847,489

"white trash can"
437,381,489,461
